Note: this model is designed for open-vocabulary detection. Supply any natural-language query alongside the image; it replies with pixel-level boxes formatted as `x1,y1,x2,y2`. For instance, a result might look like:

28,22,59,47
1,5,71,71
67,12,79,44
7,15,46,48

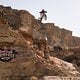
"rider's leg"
43,14,47,20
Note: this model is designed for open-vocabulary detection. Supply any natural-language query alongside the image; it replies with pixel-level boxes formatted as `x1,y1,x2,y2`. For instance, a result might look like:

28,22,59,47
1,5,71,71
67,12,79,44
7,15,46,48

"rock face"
0,5,80,48
0,19,26,47
0,5,80,80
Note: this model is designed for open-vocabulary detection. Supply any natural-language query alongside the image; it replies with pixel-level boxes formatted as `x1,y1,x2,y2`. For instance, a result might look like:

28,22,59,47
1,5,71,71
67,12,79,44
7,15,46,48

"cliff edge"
0,5,80,80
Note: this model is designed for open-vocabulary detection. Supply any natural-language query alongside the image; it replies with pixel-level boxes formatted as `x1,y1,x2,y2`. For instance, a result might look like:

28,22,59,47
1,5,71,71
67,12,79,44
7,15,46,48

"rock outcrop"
0,5,80,80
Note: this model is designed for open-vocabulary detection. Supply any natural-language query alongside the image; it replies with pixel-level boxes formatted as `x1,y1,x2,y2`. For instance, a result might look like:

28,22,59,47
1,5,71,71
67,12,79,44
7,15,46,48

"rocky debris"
42,76,80,80
62,48,80,67
0,53,79,80
48,56,80,76
51,47,80,67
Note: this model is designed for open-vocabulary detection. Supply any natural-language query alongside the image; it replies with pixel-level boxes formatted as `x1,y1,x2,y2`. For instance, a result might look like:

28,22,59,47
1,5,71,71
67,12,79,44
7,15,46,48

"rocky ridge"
0,5,80,80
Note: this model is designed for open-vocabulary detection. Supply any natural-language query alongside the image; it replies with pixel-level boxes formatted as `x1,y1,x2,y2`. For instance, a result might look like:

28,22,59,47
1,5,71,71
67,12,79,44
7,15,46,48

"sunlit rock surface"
0,5,80,80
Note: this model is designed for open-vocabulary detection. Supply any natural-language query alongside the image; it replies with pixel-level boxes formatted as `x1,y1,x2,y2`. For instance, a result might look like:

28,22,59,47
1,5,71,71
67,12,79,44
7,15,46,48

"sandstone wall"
0,5,79,49
0,5,80,80
72,36,80,47
39,23,73,49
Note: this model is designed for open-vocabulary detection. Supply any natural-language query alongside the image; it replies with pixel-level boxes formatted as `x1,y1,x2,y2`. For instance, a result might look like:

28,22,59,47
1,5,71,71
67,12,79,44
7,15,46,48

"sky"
0,0,80,37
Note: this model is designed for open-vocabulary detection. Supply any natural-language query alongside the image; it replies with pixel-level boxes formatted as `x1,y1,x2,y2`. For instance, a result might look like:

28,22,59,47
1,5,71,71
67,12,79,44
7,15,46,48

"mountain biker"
39,9,47,22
